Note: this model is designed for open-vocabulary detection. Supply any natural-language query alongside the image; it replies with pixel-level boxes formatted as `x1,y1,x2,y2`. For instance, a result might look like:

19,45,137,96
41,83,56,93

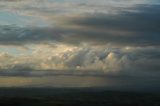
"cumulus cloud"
0,45,160,78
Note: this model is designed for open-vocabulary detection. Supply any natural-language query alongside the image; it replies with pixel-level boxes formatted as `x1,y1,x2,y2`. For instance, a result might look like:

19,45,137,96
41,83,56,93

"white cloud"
0,44,159,78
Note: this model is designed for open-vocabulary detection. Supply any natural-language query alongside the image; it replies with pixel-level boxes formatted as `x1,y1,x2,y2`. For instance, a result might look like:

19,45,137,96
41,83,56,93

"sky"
0,0,160,91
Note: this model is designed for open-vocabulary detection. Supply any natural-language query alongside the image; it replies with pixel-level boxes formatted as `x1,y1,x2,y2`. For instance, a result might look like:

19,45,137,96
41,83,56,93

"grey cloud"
0,0,22,2
0,5,160,47
63,4,160,46
0,3,160,78
0,25,62,45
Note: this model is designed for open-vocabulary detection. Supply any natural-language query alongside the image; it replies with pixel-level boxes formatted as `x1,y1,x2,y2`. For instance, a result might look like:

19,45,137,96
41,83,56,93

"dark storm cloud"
0,5,160,46
64,4,160,46
71,5,160,32
0,4,160,77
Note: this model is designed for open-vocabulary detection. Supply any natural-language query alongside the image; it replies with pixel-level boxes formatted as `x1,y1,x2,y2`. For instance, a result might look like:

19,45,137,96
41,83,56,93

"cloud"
0,0,160,89
60,4,160,46
0,45,160,78
0,0,22,2
0,25,62,45
0,4,160,47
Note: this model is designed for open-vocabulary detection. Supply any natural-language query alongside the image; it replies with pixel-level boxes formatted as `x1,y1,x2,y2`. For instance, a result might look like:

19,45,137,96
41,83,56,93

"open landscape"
0,87,160,106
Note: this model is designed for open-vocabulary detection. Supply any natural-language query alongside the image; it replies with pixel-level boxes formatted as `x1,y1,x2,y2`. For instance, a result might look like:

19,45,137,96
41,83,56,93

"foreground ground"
0,88,160,106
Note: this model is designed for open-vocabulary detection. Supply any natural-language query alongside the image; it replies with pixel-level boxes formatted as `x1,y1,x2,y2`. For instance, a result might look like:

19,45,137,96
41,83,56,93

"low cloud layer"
0,46,160,78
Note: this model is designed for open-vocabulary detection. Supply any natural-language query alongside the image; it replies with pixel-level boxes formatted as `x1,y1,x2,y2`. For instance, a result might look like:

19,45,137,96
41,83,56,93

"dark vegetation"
0,87,160,106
